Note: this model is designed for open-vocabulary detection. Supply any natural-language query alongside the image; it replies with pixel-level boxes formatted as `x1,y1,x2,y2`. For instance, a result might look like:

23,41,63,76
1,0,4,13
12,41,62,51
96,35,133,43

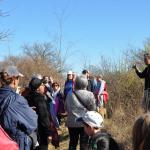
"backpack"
0,125,19,150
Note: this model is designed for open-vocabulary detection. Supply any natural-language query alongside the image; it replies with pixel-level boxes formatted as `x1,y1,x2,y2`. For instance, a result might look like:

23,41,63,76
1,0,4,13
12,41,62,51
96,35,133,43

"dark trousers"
38,131,48,150
68,127,89,150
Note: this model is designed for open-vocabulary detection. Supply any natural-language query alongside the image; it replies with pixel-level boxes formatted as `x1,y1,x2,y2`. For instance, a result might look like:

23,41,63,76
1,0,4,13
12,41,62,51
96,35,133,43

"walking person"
133,53,150,112
0,66,38,150
65,75,96,150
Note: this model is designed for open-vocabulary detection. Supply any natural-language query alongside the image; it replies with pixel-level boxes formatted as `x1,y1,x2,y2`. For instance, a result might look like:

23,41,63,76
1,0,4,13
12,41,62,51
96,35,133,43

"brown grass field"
48,107,141,150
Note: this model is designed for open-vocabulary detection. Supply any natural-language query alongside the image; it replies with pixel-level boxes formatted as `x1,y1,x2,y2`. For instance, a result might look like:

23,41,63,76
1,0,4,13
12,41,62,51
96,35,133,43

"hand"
47,136,52,143
97,95,100,100
132,64,137,70
31,106,36,110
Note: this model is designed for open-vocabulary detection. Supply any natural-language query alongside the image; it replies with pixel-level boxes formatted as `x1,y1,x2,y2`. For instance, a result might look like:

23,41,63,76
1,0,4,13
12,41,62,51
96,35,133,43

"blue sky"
0,0,150,72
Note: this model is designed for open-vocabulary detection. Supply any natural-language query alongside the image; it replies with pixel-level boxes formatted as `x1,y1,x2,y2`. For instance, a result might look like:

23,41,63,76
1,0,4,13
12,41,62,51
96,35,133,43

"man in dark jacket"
82,70,94,92
0,66,38,150
29,77,52,150
133,53,150,112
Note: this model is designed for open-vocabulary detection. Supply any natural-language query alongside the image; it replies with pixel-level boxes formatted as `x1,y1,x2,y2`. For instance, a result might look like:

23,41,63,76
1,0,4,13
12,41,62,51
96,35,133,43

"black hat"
82,69,89,74
29,78,44,91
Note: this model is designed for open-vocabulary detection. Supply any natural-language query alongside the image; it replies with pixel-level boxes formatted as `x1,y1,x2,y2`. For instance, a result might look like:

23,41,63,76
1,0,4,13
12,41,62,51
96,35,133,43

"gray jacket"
65,90,96,128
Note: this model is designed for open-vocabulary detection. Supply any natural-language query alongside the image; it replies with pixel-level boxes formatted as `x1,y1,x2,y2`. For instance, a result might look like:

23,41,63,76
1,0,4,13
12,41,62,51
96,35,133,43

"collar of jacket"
2,85,16,93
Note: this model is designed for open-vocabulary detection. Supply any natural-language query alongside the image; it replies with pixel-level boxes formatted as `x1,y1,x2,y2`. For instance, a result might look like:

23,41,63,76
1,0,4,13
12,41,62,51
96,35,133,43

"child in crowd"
77,111,120,150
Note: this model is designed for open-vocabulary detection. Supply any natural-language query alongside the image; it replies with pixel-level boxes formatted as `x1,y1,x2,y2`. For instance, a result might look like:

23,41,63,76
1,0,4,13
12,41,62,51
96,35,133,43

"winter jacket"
29,92,51,137
65,90,96,127
0,86,38,150
64,80,74,100
87,79,94,92
136,65,150,90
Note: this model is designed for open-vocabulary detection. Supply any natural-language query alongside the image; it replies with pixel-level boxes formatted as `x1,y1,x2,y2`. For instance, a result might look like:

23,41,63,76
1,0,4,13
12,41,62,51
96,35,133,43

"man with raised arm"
133,53,150,112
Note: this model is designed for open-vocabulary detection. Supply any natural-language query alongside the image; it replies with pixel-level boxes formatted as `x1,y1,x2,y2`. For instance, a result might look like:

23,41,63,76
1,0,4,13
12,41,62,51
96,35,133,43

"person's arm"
64,82,67,99
13,95,38,135
133,65,147,78
87,92,97,111
64,93,70,112
36,95,51,136
98,81,106,96
136,67,148,78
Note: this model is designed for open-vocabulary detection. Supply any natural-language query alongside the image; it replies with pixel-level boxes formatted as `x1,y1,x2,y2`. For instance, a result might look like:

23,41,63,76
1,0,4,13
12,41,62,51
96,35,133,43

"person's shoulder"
77,90,94,98
85,90,94,97
31,92,45,101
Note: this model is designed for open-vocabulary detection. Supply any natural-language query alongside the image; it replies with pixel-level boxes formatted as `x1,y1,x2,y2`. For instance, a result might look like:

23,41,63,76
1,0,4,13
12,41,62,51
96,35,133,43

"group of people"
0,66,109,150
1,52,150,150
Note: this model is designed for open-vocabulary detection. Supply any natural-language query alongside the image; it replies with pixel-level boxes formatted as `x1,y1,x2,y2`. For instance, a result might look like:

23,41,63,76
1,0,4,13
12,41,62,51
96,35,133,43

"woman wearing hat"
64,71,75,100
0,66,38,150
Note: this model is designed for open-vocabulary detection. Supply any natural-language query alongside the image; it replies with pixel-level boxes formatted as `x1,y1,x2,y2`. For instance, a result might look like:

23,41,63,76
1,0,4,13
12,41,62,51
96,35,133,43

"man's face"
38,83,46,94
13,77,20,90
87,73,90,78
84,124,94,136
97,77,102,81
52,84,59,92
144,56,150,65
45,77,49,83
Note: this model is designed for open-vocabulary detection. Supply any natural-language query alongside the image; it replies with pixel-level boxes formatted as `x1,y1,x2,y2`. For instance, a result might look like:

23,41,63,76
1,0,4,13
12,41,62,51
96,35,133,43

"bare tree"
124,39,150,70
0,1,10,41
52,0,74,73
22,42,69,73
23,42,55,63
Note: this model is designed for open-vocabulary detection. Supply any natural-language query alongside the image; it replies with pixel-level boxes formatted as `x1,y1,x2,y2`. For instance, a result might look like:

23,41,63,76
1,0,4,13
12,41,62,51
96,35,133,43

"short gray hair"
75,75,88,90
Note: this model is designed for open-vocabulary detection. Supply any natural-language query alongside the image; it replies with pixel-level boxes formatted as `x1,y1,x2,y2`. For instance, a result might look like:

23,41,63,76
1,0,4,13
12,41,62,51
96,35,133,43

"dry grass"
48,107,141,150
48,122,80,150
105,107,142,150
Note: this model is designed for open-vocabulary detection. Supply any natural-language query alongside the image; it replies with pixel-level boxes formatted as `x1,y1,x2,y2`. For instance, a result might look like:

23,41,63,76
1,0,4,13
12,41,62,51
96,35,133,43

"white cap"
77,111,104,128
67,71,73,75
